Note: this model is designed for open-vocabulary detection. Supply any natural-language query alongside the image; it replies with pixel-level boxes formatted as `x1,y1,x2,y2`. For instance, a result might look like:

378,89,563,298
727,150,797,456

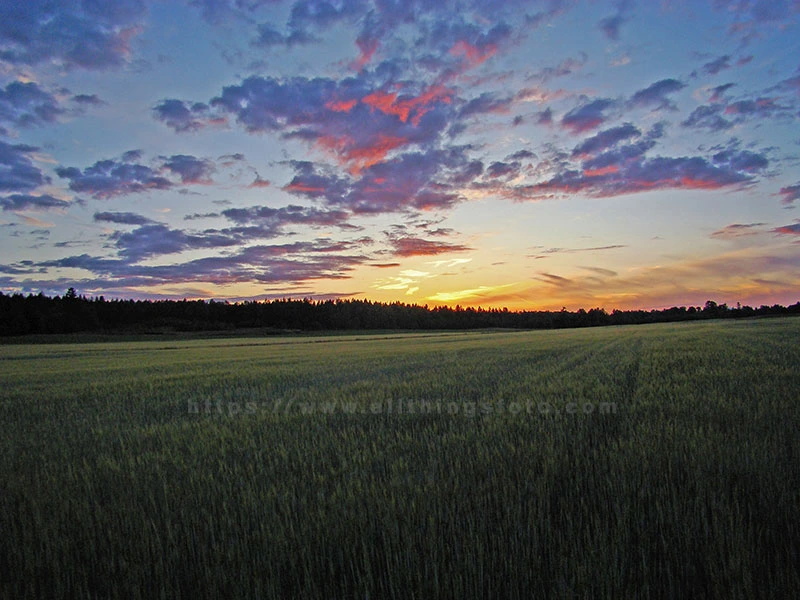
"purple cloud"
773,222,800,236
561,98,616,134
111,223,242,261
0,141,49,192
572,123,640,157
627,79,686,111
93,211,155,225
777,183,800,206
56,157,172,199
0,193,69,211
153,99,222,133
681,104,733,131
0,1,147,70
0,81,65,129
161,155,216,184
702,55,731,76
520,154,756,200
598,0,633,40
711,147,769,174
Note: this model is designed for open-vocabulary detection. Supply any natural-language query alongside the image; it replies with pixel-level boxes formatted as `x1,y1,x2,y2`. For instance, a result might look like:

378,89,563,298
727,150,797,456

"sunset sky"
1,0,799,310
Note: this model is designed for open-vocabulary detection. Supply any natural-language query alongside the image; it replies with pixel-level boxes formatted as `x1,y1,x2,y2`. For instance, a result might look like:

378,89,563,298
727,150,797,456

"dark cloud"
0,141,49,192
598,0,632,41
507,149,535,161
153,99,224,133
724,97,788,120
572,123,640,157
210,74,453,172
254,0,367,47
709,83,736,103
520,154,755,200
71,93,105,106
681,104,734,131
0,81,65,129
777,183,800,206
389,236,472,257
161,155,216,184
282,147,476,214
627,78,686,111
561,98,616,134
711,147,769,174
93,211,155,225
111,223,242,261
56,157,172,199
221,203,352,233
0,1,147,70
0,193,69,211
458,92,513,118
486,161,521,179
701,55,731,76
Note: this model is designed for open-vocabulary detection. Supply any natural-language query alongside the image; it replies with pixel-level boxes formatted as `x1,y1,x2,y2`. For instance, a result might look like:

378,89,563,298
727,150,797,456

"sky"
1,0,799,311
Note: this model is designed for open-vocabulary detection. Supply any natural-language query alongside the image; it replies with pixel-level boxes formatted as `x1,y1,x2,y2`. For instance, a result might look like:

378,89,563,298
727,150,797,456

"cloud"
56,157,172,199
110,223,241,261
55,153,229,199
221,203,353,235
254,0,367,48
71,93,105,106
709,0,800,41
0,193,70,211
153,99,223,132
38,238,368,288
701,55,731,76
598,0,633,41
709,83,736,103
561,98,616,134
710,223,767,239
389,236,472,257
161,155,216,184
187,0,285,25
209,74,453,173
458,92,513,118
0,1,147,70
282,147,477,214
723,97,788,120
0,141,50,192
777,183,800,206
711,147,769,174
427,283,515,303
520,154,755,200
533,245,628,257
681,104,734,131
0,81,65,129
93,211,155,225
773,222,800,236
572,123,640,157
486,161,522,179
627,79,686,111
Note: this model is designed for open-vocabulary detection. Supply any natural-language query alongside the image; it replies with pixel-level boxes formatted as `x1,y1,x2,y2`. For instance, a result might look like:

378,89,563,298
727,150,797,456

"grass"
1,319,799,598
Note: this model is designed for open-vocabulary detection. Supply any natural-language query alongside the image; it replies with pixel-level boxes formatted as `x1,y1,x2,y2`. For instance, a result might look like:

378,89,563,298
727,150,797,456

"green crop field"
1,318,799,598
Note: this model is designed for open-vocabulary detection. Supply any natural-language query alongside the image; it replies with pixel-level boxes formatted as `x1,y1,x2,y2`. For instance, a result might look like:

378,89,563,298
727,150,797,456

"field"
1,318,799,598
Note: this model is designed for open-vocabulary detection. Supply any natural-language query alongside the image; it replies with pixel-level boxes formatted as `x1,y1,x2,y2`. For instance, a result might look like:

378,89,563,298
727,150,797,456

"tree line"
1,290,799,336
